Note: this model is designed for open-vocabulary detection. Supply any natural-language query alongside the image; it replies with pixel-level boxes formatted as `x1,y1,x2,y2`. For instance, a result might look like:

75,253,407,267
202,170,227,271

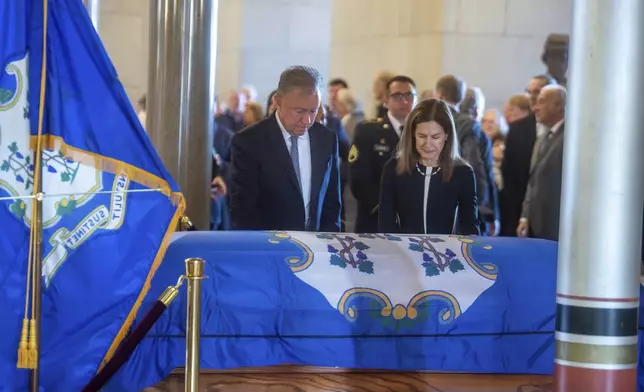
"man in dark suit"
216,90,246,132
435,75,498,235
327,78,349,116
230,66,341,232
317,105,350,231
517,85,567,241
349,75,417,233
500,74,556,236
210,121,234,230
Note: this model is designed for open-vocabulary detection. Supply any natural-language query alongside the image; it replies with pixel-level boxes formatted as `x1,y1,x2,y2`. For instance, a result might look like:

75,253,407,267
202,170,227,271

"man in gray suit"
517,85,567,241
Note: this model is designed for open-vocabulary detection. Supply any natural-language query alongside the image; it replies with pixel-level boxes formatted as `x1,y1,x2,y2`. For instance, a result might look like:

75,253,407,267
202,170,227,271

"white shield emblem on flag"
269,232,497,325
0,54,130,285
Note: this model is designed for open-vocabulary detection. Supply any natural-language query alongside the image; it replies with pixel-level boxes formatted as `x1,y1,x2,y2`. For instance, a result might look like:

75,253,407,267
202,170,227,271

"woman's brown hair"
395,99,462,182
507,93,531,112
244,102,264,124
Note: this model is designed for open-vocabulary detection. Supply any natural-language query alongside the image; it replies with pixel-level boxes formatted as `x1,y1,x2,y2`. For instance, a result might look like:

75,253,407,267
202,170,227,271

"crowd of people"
139,34,571,241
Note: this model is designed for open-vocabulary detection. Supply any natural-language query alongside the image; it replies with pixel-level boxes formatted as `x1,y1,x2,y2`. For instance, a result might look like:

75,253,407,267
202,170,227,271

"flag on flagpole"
0,0,185,390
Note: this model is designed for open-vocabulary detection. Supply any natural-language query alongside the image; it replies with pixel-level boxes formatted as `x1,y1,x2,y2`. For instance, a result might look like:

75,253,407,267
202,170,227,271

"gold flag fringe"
26,133,188,370
99,193,186,369
27,319,38,369
21,3,186,369
22,132,187,372
29,135,176,197
16,319,29,368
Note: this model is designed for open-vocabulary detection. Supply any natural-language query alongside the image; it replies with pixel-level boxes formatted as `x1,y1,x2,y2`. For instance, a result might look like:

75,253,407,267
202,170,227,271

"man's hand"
516,219,529,238
210,176,227,201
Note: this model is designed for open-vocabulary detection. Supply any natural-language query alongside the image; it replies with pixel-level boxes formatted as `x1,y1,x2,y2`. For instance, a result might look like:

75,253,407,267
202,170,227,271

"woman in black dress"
378,99,479,235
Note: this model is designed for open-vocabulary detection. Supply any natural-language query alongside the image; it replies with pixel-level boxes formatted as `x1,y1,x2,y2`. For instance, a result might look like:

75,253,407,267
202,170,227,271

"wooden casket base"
143,366,554,391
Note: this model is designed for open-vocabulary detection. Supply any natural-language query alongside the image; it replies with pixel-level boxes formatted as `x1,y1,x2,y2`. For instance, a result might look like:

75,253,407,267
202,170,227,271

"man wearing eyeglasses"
348,75,417,233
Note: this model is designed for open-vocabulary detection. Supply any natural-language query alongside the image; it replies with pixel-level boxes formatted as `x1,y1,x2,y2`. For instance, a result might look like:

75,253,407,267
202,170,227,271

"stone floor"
143,367,554,392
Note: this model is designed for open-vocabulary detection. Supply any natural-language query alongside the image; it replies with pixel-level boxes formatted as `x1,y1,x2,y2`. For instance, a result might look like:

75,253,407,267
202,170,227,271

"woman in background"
243,102,264,126
491,134,505,191
372,70,395,118
503,93,531,124
378,99,479,235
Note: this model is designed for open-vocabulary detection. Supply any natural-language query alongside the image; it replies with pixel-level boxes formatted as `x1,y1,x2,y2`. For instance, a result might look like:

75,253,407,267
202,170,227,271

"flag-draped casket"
107,231,562,391
3,2,644,392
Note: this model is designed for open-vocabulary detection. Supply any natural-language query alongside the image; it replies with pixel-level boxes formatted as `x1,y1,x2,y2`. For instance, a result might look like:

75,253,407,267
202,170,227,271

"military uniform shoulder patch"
348,144,358,163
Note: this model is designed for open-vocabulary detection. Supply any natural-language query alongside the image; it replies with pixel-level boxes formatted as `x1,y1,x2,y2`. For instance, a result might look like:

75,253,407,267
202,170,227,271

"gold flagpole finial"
180,215,196,231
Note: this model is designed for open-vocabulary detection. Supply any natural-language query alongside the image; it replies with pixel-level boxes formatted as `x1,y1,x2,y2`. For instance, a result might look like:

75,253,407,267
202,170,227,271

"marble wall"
216,0,333,107
97,0,573,113
97,0,332,109
330,0,573,114
98,0,149,104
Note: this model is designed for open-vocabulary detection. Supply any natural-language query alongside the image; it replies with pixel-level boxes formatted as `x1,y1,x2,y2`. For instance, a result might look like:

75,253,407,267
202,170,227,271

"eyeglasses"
389,92,416,102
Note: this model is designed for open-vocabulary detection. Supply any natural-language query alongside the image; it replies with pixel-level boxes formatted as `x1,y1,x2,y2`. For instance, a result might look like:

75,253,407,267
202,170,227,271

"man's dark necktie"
537,129,555,161
289,135,302,191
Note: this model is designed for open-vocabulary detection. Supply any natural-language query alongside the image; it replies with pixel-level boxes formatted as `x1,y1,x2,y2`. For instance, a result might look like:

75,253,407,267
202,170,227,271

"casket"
101,231,643,391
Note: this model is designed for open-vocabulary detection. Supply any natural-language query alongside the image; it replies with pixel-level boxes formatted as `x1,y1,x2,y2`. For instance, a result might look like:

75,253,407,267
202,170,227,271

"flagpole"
28,0,48,389
29,173,43,392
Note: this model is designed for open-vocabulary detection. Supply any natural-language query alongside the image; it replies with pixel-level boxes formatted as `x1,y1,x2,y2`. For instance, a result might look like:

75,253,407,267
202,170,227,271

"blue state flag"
0,0,184,390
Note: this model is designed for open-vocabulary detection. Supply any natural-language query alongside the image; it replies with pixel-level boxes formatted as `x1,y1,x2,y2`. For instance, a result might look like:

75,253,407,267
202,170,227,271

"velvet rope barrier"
81,277,184,392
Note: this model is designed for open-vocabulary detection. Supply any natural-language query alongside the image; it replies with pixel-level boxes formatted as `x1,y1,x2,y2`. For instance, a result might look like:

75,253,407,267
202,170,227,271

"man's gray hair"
532,74,557,87
277,66,323,95
541,84,567,108
337,88,358,112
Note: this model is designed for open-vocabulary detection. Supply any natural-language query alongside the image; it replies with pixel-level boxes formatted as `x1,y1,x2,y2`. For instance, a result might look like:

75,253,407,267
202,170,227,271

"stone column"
147,0,217,230
82,0,100,30
555,0,644,391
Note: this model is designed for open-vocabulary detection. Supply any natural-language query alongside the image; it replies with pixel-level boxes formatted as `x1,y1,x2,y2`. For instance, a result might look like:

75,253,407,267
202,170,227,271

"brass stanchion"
184,258,205,392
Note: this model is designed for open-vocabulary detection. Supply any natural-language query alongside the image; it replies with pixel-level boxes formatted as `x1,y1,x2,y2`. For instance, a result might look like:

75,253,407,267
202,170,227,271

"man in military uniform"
348,75,417,233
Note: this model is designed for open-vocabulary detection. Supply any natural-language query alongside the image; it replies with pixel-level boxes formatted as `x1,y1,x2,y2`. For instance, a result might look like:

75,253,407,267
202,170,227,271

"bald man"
517,85,567,241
